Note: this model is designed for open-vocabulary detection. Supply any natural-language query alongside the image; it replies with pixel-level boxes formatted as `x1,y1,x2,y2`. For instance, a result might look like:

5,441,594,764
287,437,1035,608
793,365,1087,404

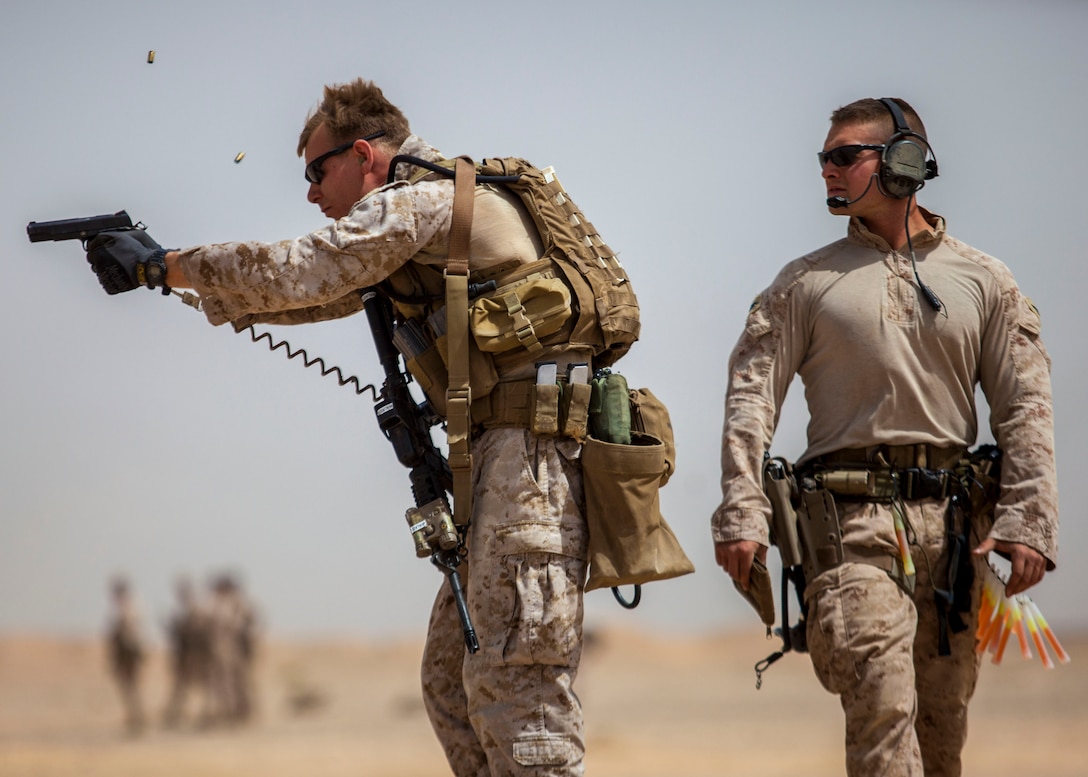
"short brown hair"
830,97,928,142
297,78,411,156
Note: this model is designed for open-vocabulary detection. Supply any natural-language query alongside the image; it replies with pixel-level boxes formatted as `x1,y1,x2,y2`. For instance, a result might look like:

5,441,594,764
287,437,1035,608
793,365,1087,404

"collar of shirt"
846,207,946,252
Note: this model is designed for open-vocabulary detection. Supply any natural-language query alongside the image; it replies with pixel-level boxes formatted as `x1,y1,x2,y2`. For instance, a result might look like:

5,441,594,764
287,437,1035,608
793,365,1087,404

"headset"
880,98,945,311
877,97,939,199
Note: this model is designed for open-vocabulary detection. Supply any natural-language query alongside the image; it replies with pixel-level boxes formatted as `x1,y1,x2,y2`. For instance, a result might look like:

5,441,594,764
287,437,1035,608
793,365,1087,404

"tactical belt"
806,444,968,502
473,381,535,430
471,378,590,440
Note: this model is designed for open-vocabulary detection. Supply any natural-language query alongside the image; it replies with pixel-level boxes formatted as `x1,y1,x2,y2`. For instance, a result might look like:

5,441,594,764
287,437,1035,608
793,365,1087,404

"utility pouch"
469,261,572,354
582,383,693,592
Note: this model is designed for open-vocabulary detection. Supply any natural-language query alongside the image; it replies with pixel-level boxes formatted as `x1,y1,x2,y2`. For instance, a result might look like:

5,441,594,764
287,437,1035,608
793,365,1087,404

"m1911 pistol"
26,210,135,245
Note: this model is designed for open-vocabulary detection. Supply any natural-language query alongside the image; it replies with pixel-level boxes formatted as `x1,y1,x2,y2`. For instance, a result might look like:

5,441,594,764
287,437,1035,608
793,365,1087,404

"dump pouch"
582,431,694,591
582,384,693,592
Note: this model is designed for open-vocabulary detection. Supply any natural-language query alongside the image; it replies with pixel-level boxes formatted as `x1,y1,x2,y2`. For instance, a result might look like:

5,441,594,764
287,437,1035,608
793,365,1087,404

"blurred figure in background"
162,575,213,728
207,574,259,725
105,576,146,735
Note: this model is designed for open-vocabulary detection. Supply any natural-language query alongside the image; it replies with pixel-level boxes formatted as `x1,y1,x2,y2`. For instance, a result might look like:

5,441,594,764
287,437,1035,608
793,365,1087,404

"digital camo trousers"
422,428,588,776
805,498,984,777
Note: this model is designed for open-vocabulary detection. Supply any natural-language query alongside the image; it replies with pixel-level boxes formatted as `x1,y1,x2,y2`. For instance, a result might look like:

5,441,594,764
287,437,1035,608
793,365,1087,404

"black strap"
933,492,974,656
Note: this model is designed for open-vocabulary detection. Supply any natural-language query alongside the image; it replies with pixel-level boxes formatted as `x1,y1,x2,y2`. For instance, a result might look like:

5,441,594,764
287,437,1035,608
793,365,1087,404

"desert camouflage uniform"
424,429,587,775
178,135,592,774
712,212,1058,777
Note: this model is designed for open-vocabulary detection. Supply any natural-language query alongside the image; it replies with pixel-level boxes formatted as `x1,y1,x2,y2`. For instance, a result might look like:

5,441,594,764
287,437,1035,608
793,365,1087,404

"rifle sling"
446,157,475,527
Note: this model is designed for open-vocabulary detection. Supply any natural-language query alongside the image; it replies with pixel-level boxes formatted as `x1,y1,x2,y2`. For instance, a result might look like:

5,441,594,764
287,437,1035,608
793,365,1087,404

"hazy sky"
3,0,1085,643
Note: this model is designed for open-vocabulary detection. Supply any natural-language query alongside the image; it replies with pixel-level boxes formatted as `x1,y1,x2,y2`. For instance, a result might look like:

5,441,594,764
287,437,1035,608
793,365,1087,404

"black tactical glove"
86,229,171,294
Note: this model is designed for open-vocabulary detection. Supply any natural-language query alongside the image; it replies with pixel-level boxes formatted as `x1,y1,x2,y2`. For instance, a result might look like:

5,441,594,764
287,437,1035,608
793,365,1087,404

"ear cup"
878,98,937,199
881,138,928,199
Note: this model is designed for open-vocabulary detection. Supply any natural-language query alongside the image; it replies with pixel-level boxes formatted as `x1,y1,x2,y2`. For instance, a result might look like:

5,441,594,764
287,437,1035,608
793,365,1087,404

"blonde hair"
297,78,411,156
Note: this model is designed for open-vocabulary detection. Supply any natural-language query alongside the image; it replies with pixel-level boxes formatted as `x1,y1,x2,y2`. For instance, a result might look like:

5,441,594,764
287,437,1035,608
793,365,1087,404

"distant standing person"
106,576,147,734
162,576,214,728
712,97,1058,776
207,574,258,724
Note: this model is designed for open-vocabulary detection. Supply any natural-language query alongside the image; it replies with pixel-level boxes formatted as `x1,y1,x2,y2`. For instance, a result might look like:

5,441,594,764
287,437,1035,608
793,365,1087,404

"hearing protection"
878,97,939,199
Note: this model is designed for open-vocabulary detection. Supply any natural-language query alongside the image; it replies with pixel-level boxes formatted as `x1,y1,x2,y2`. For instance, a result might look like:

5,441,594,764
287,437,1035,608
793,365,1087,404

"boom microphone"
826,174,876,208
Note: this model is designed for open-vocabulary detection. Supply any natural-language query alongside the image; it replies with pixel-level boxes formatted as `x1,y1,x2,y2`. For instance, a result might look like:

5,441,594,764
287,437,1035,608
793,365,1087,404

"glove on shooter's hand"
86,229,171,294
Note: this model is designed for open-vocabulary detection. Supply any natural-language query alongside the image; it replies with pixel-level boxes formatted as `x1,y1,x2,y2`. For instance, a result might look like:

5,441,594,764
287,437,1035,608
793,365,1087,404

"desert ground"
1,626,1084,777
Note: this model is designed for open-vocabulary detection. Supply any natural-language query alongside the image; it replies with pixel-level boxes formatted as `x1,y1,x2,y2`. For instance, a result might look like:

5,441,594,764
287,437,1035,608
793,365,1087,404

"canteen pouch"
582,385,693,592
469,262,572,354
588,369,631,445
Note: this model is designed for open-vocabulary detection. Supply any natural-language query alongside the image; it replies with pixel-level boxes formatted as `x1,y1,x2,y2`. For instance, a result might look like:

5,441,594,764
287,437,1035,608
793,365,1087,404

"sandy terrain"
1,627,1084,776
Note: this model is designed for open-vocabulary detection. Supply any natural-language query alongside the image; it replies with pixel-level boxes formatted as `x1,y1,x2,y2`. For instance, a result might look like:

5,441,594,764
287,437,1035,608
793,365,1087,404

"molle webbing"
476,158,640,366
471,379,591,441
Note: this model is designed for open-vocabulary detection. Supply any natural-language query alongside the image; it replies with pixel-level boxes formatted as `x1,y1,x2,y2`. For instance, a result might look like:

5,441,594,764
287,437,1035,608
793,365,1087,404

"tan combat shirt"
712,211,1059,566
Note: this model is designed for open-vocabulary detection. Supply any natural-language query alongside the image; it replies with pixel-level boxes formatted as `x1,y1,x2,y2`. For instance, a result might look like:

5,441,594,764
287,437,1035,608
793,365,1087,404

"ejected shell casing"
147,50,156,64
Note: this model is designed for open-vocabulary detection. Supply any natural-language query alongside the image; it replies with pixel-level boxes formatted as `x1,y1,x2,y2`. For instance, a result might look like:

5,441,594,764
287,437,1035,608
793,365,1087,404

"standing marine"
712,97,1058,776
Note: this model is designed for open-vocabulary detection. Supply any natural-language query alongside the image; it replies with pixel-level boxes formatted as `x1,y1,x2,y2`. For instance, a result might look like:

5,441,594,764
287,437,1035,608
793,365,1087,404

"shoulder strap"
445,157,475,527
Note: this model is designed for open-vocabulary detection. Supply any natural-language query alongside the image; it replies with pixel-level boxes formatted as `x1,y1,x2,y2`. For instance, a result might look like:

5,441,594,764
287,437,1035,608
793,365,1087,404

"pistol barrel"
26,210,133,243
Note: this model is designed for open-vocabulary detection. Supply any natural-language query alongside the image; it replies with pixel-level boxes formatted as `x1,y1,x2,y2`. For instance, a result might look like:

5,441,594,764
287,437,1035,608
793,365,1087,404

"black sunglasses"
817,144,885,168
305,130,387,184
